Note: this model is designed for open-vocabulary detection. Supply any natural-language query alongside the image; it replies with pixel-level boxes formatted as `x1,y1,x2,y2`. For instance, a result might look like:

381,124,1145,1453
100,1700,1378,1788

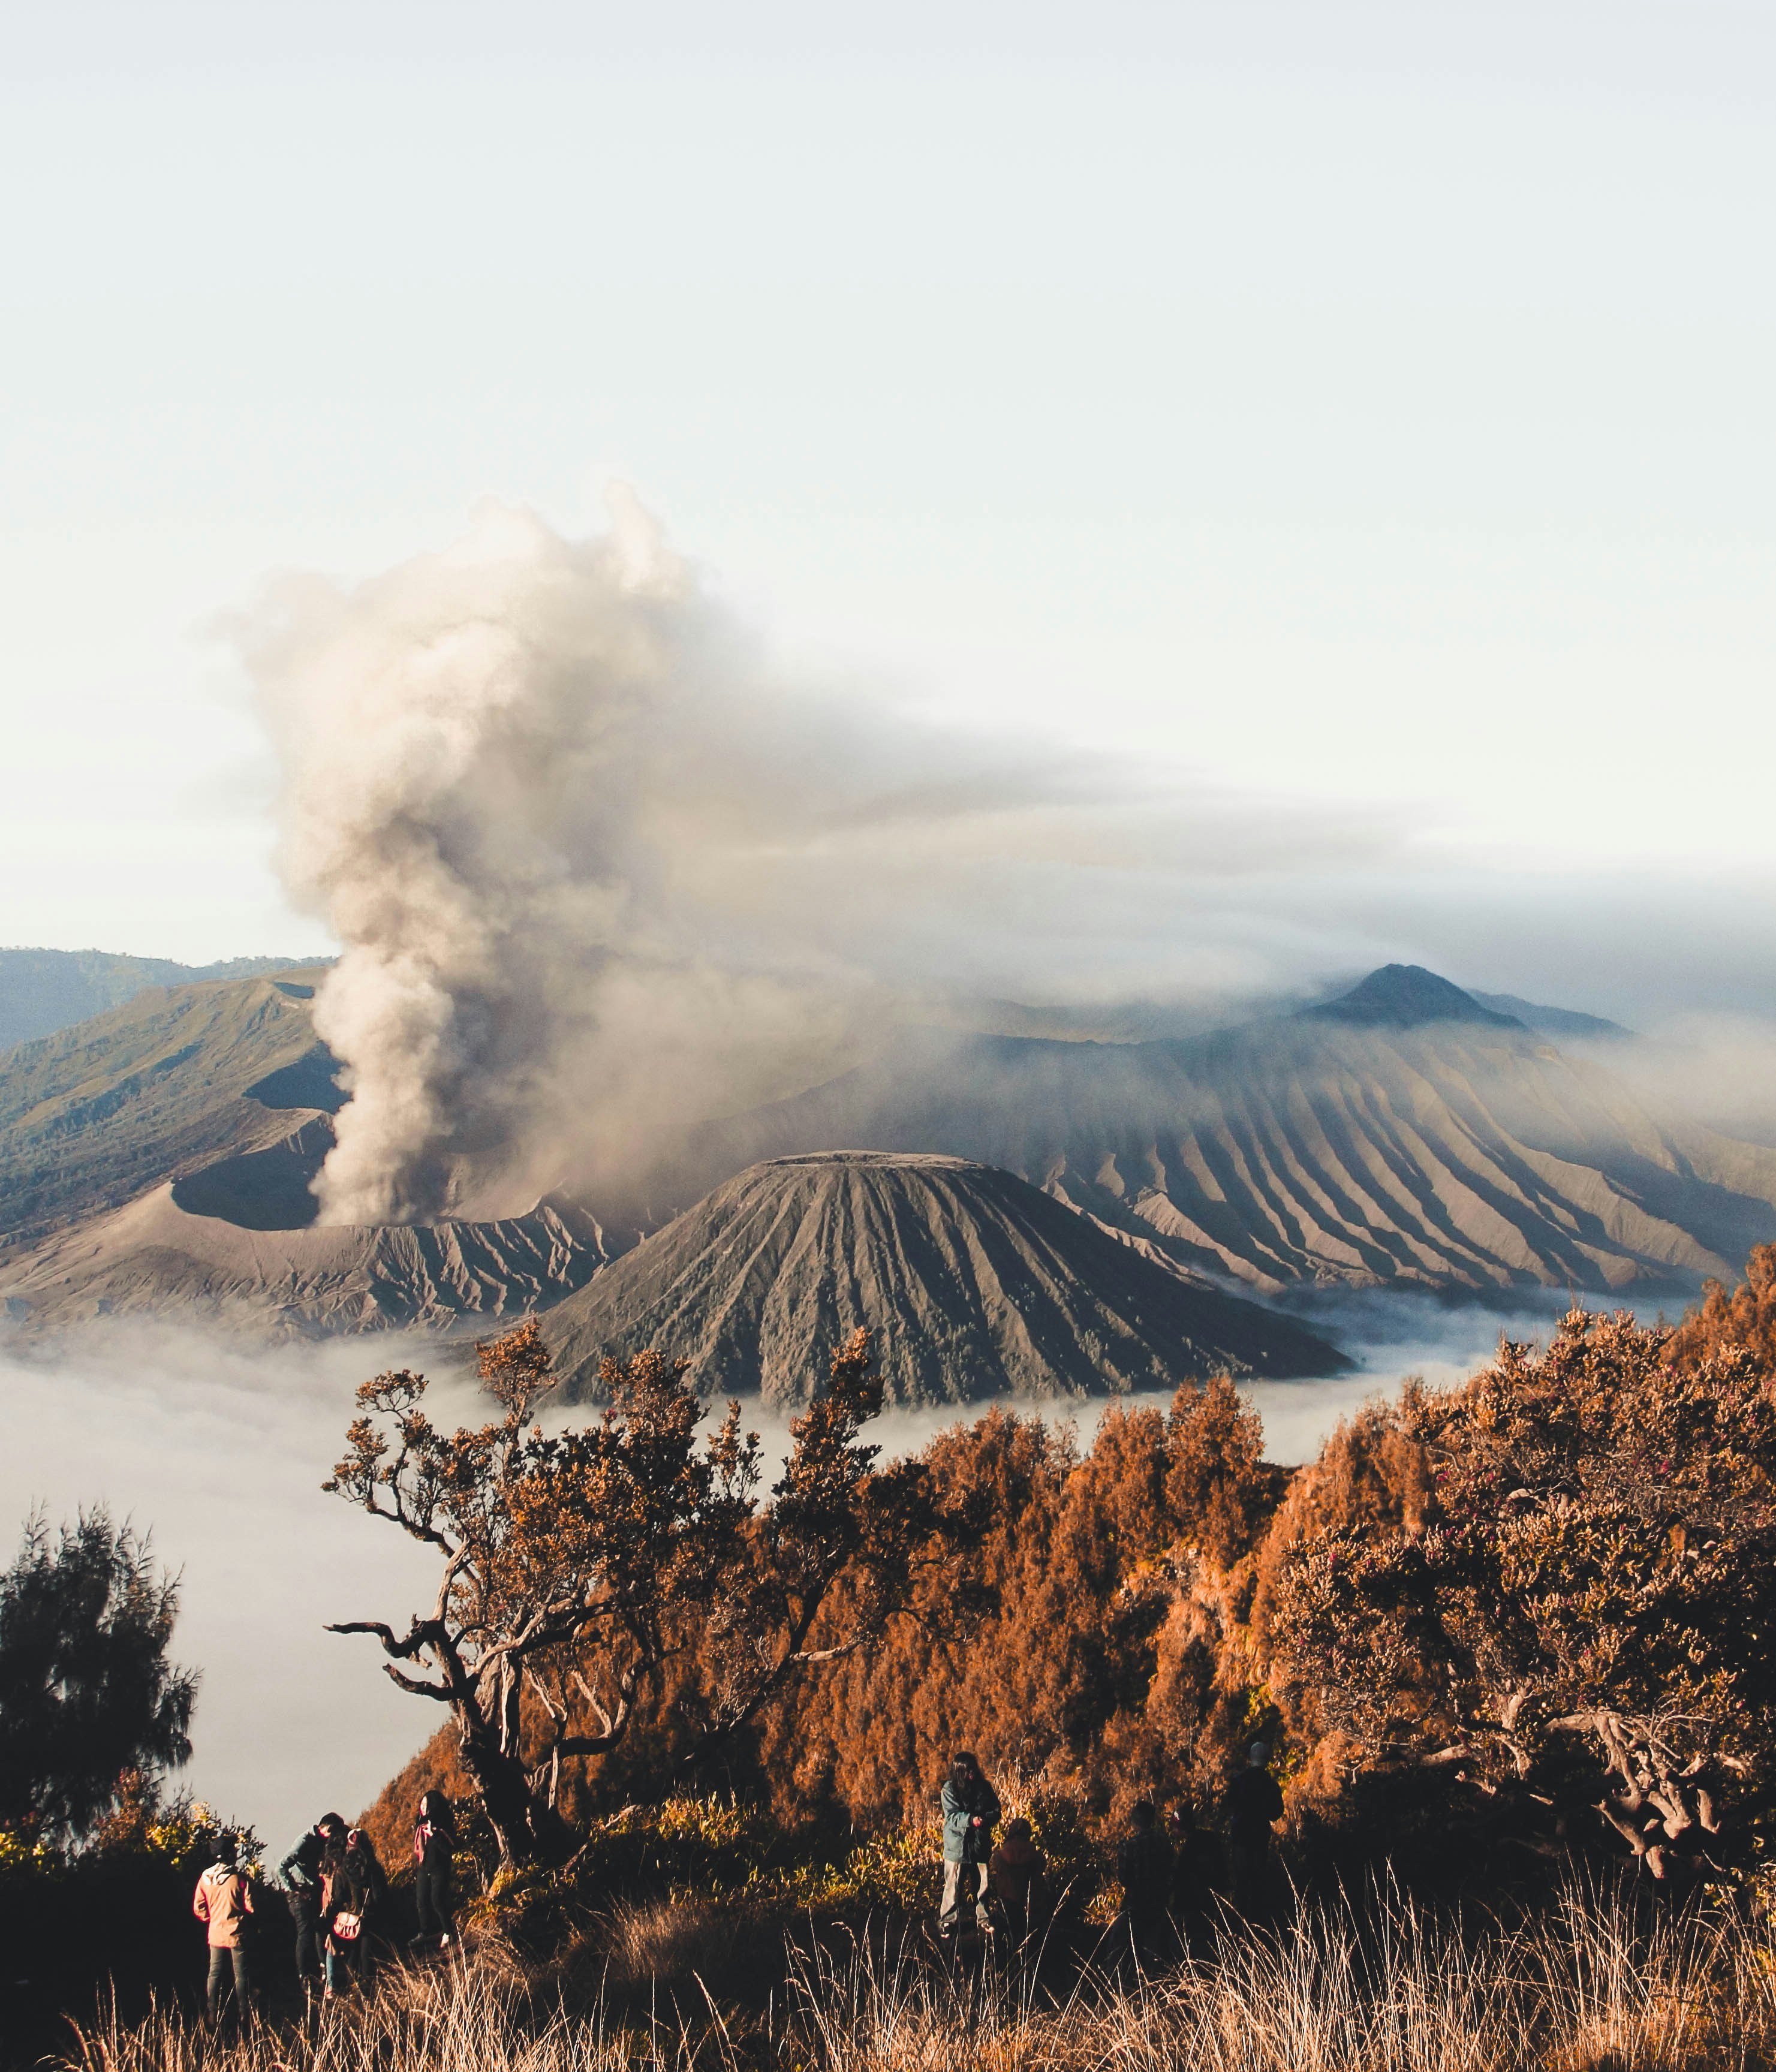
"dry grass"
56,1885,1776,2072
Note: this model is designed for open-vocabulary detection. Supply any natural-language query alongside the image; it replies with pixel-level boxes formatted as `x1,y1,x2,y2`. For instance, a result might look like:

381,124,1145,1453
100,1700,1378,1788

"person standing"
1223,1741,1285,1917
938,1751,1001,1940
278,1812,345,1989
322,1826,389,1997
1164,1801,1216,1956
1115,1802,1175,1974
192,1835,255,2029
989,1816,1052,1948
410,1793,457,1952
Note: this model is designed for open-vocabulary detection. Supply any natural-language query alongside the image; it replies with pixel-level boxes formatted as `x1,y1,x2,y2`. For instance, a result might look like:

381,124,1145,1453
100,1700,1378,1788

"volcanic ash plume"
247,493,871,1224
243,492,1399,1228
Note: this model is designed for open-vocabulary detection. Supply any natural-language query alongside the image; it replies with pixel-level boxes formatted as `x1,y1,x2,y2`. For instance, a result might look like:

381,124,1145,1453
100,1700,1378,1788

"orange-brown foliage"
1667,1243,1776,1375
363,1376,1293,1848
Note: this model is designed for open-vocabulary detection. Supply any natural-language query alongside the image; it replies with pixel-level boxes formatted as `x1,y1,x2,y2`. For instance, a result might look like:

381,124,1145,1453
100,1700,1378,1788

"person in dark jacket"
988,1817,1052,1948
279,1812,345,1987
1115,1801,1174,1972
410,1793,457,1952
938,1752,1001,1939
1223,1741,1285,1917
1164,1801,1218,1955
321,1828,389,1996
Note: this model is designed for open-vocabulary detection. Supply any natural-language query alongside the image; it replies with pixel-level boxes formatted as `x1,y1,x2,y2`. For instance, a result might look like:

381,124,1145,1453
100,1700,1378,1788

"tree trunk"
456,1719,553,1866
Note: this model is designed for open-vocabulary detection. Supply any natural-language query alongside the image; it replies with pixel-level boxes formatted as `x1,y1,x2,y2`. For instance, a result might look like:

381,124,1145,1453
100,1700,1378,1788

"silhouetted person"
1224,1741,1284,1917
989,1816,1052,1948
939,1751,1001,1940
279,1812,345,1988
410,1792,457,1952
193,1833,255,2030
1164,1802,1216,1954
1115,1800,1173,1974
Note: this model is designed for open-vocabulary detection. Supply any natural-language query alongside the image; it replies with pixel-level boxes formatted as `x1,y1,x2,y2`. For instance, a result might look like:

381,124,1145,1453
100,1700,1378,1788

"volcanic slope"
0,971,606,1334
0,969,342,1252
544,1151,1346,1407
679,967,1776,1297
0,946,317,1050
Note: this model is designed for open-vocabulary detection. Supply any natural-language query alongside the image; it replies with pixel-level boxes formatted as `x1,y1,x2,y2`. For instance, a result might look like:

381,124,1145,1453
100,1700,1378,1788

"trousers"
206,1945,252,2023
287,1892,323,1981
939,1859,990,1935
415,1862,454,1941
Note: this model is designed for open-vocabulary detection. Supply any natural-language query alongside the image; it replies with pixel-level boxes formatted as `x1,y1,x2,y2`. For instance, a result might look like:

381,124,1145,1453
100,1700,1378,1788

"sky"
2,1,1774,1023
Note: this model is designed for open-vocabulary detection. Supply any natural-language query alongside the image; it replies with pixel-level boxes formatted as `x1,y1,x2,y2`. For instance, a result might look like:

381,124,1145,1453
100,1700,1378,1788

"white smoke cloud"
243,492,1401,1226
245,492,878,1222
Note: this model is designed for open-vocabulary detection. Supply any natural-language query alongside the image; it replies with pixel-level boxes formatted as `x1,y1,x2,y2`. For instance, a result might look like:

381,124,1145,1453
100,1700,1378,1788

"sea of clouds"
0,1292,1564,1845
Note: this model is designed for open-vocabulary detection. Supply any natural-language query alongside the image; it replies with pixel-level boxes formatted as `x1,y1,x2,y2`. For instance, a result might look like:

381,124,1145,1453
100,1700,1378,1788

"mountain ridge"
2,960,1766,1338
0,946,326,1051
673,973,1776,1298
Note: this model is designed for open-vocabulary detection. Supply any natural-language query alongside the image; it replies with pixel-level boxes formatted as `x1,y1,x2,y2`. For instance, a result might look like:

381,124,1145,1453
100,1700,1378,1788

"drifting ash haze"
245,493,1401,1228
246,492,1776,1240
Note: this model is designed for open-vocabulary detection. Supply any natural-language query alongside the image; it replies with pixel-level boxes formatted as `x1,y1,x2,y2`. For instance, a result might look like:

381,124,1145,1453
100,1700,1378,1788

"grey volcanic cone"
544,1150,1347,1407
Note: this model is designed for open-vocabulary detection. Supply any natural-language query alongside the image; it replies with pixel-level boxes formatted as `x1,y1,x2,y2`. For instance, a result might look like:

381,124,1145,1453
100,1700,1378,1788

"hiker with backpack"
192,1833,256,2029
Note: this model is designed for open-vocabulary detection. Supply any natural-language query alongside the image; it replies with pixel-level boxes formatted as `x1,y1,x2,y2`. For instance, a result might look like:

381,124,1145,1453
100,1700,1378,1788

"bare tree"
326,1321,754,1861
326,1320,955,1862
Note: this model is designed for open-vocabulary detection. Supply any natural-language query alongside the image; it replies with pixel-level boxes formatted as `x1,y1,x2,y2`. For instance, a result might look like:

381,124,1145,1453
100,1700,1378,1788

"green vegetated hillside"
0,946,318,1051
544,1151,1345,1405
0,971,608,1335
0,969,338,1254
681,966,1776,1296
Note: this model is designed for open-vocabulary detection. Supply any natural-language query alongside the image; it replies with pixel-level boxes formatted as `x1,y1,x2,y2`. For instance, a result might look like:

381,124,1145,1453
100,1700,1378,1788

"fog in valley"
0,1292,1565,1844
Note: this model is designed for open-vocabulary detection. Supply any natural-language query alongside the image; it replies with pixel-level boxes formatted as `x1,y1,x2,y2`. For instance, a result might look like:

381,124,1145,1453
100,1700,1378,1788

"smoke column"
248,494,851,1221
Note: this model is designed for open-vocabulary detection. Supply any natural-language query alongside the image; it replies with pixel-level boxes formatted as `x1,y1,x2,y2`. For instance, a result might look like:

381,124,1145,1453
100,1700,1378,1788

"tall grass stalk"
58,1884,1776,2072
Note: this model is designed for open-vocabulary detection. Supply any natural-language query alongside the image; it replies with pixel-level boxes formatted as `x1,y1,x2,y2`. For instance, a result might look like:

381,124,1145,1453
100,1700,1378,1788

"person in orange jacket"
192,1834,255,2028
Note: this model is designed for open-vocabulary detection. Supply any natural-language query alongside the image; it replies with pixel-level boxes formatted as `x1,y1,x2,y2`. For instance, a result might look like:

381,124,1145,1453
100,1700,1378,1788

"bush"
0,1774,261,2068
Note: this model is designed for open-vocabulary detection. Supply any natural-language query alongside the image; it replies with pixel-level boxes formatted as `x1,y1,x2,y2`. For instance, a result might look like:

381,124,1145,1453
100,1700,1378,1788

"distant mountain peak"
1300,964,1525,1032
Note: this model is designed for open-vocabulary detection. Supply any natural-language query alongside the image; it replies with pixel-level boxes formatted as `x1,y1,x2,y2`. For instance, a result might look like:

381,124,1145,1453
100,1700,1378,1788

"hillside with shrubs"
362,1249,1776,1911
13,1248,1776,2068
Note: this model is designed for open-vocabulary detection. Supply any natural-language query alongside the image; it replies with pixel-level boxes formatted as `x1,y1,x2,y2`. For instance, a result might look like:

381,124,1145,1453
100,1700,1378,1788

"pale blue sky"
2,1,1772,1016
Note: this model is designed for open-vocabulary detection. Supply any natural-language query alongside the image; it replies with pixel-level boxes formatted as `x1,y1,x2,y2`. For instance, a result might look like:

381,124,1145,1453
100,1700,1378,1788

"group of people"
191,1791,459,2026
194,1744,1284,2019
939,1741,1286,1966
